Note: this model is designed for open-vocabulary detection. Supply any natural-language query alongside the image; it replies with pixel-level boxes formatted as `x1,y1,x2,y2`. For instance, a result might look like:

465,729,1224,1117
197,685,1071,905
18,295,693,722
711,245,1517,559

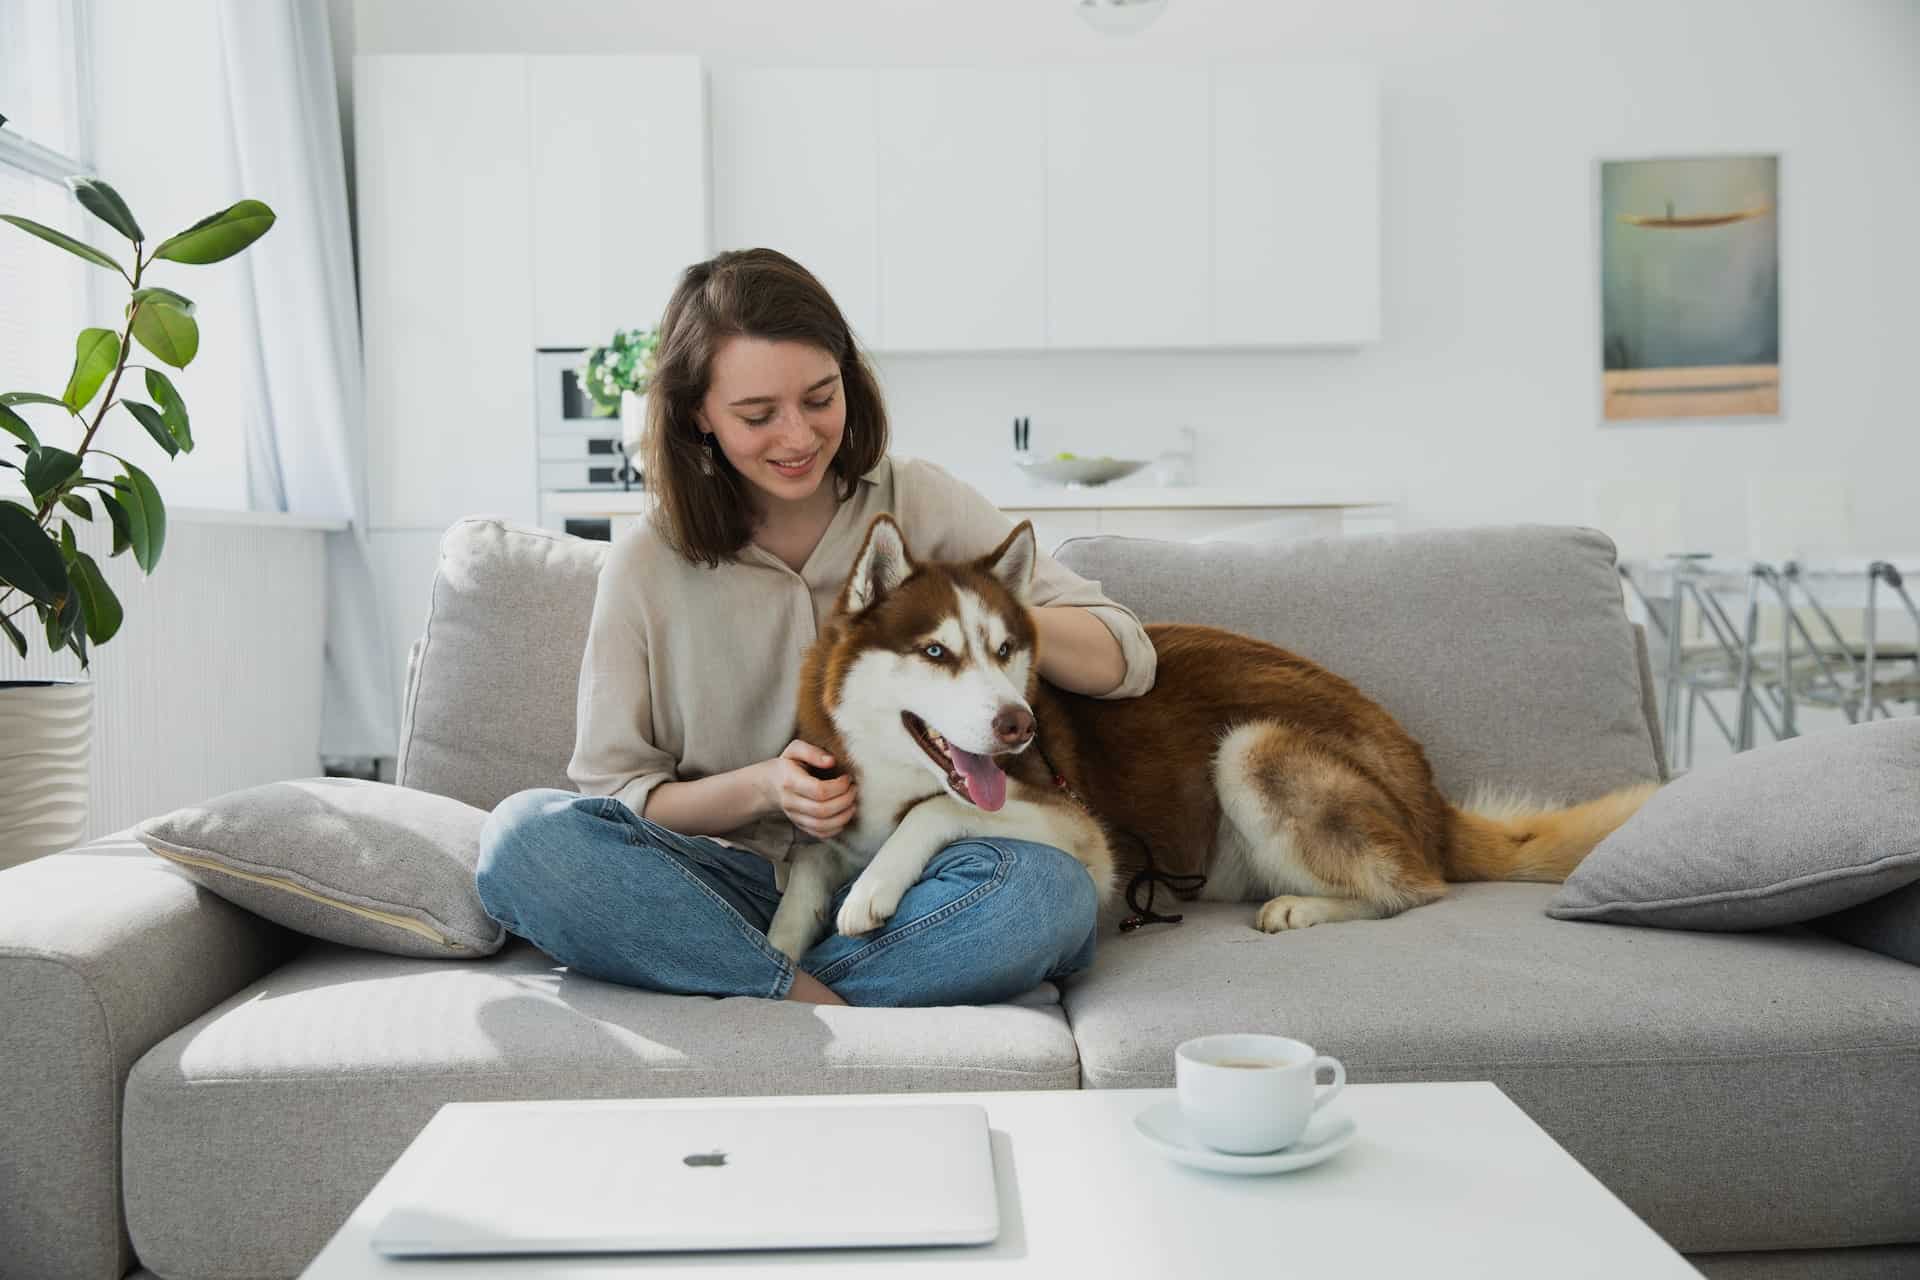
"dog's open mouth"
901,712,1008,812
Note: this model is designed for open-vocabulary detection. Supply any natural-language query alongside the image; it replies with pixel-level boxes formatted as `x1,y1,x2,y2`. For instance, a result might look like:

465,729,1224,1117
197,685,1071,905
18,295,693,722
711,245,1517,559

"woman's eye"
745,414,772,427
997,641,1012,660
806,395,835,411
923,643,946,660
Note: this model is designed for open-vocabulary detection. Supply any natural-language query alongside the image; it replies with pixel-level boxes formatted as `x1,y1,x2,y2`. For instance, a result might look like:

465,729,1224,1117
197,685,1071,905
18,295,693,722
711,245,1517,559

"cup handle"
1310,1056,1346,1112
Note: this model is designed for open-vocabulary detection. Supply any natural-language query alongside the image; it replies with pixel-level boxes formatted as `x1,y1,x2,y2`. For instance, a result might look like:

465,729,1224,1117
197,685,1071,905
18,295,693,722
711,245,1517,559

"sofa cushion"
135,777,505,958
1061,884,1920,1255
1054,525,1664,803
121,938,1080,1279
1550,719,1920,930
396,518,604,811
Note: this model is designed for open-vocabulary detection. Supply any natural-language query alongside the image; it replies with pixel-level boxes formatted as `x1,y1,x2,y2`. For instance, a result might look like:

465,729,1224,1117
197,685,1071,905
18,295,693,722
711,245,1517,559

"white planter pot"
0,678,92,869
619,389,647,459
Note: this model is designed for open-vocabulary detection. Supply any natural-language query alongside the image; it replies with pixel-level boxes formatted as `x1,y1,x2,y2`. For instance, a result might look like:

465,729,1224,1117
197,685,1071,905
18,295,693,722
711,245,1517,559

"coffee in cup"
1174,1034,1345,1155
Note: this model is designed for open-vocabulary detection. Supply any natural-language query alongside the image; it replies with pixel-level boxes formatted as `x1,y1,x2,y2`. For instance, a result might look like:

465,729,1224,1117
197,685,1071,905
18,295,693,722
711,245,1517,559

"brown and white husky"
763,514,1659,962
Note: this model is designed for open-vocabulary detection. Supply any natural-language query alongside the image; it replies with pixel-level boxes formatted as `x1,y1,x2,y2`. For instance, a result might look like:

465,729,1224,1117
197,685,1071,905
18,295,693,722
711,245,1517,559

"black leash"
1031,737,1207,934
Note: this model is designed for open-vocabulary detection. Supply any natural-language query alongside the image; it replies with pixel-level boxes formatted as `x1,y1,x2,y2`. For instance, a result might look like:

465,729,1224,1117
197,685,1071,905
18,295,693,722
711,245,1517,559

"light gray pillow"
135,777,505,958
1549,718,1920,930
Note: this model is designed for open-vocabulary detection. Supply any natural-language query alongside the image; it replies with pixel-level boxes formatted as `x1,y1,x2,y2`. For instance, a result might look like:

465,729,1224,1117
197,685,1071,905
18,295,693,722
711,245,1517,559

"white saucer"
1132,1100,1358,1175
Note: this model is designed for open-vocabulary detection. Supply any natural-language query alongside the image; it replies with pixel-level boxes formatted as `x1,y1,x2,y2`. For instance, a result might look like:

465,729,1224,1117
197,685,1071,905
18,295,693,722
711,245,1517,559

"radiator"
0,510,334,841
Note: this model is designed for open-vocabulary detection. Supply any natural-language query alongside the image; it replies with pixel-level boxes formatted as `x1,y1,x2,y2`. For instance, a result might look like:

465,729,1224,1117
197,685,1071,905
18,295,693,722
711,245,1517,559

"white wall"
350,0,1920,560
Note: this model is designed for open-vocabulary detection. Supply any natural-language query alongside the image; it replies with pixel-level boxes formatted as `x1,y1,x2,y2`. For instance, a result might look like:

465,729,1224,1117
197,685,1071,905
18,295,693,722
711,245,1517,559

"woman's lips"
769,450,819,478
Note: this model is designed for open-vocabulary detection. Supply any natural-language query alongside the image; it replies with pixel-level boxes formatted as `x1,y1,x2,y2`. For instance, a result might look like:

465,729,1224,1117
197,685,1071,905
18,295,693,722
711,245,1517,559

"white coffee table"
299,1083,1700,1277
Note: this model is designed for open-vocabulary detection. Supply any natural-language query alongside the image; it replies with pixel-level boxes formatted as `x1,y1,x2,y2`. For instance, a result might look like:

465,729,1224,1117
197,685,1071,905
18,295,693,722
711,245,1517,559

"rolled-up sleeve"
907,458,1157,699
567,540,679,817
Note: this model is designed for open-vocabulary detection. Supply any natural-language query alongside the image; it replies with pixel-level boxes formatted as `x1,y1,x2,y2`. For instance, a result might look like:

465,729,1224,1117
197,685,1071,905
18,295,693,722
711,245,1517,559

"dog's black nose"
993,706,1034,746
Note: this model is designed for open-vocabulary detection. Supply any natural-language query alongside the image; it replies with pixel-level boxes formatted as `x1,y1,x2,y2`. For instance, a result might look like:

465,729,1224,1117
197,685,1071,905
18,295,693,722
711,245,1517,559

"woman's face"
694,335,847,512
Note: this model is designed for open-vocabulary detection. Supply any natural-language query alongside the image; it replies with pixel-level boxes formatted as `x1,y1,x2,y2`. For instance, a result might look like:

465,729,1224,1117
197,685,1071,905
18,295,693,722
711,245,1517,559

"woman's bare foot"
785,969,847,1005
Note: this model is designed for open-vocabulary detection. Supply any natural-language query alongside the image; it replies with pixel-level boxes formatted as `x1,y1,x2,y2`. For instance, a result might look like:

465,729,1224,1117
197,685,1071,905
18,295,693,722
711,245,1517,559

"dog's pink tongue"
948,746,1007,812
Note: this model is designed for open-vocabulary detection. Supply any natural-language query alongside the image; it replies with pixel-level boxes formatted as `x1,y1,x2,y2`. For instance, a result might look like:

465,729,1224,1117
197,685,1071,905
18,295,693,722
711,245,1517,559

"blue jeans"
475,788,1098,1007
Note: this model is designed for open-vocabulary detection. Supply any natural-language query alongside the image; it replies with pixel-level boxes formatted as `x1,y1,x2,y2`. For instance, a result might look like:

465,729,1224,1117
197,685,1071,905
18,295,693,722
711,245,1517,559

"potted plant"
0,176,275,868
577,327,659,461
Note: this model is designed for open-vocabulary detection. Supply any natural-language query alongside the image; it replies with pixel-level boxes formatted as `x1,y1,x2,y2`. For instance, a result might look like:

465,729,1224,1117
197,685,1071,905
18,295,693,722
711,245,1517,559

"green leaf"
131,302,198,369
0,499,68,604
67,547,122,644
100,491,132,557
116,461,166,572
0,608,26,659
122,401,179,458
153,199,276,264
129,286,194,315
67,176,143,243
0,403,36,450
24,446,82,505
144,369,193,451
63,328,121,412
44,584,81,651
61,492,93,521
0,214,126,275
1,391,71,409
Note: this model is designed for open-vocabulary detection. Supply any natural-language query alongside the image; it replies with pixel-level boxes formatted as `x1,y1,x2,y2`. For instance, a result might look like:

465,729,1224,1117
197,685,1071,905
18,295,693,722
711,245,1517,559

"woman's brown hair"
642,248,890,567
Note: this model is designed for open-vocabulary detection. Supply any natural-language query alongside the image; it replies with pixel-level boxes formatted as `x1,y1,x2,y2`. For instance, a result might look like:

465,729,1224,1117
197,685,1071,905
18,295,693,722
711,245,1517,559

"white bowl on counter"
1015,456,1151,487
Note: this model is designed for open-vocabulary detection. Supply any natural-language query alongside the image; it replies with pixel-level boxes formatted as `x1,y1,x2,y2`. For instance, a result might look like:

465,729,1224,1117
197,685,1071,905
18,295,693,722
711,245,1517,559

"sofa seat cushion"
1063,885,1920,1256
122,939,1079,1280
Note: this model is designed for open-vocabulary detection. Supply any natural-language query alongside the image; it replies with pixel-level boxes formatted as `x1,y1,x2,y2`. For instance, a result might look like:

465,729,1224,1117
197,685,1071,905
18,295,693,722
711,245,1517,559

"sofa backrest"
397,519,604,810
1055,525,1664,803
398,519,1664,812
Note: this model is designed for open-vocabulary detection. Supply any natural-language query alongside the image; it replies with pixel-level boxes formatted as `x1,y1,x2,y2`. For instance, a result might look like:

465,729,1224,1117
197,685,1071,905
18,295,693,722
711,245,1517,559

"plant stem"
0,249,144,623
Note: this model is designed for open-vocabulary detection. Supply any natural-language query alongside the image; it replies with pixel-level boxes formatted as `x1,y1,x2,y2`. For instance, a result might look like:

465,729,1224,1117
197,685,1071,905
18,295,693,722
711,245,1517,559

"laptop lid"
370,1101,999,1256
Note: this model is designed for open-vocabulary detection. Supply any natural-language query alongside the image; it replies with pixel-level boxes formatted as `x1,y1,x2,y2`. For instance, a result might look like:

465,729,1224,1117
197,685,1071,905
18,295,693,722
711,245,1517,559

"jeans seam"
620,825,794,999
812,843,1017,985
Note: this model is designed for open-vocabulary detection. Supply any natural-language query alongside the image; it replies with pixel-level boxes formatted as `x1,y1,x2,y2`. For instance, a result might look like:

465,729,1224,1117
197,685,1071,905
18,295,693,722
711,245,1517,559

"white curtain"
210,0,396,760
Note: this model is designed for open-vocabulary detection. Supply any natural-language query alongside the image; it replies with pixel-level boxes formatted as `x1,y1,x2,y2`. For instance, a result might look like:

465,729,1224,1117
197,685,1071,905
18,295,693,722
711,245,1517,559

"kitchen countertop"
545,487,1396,514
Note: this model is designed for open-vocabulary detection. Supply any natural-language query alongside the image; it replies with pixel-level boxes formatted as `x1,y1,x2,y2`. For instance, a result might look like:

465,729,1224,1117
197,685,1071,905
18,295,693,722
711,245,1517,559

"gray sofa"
3,520,1916,1280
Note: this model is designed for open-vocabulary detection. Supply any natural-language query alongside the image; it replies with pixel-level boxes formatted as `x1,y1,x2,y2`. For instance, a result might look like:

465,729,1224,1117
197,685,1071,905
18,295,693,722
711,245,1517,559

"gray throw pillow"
1549,718,1920,930
135,777,505,958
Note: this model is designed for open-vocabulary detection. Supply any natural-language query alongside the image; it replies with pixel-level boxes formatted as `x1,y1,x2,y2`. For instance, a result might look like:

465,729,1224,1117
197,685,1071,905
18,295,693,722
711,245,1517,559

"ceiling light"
1076,0,1168,36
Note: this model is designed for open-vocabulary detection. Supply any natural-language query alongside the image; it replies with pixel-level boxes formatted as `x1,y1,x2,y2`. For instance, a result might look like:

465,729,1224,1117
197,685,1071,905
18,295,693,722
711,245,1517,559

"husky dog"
763,514,1658,962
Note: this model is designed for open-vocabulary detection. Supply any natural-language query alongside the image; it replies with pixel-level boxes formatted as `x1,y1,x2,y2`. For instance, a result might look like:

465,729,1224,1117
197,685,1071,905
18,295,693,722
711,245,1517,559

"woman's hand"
761,739,858,839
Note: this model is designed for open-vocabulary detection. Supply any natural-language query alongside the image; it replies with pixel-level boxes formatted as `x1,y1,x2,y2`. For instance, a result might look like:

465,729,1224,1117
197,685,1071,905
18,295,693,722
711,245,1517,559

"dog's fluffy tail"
1441,782,1660,883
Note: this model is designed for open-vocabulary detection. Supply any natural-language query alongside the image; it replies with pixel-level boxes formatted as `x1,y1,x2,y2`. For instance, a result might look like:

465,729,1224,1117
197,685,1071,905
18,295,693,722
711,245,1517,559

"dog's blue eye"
923,643,945,660
997,641,1012,660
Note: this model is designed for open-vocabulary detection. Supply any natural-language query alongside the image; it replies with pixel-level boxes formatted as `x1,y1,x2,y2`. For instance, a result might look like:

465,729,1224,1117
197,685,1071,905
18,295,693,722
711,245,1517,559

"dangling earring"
697,433,716,476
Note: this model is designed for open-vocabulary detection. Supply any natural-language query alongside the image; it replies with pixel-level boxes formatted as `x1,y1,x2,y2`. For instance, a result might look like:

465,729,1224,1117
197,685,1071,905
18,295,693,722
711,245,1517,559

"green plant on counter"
0,175,276,665
577,327,659,416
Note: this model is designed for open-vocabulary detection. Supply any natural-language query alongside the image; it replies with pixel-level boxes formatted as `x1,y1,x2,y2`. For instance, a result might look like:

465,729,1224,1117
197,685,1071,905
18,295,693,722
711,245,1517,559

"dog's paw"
765,917,817,964
1256,895,1335,933
836,876,906,937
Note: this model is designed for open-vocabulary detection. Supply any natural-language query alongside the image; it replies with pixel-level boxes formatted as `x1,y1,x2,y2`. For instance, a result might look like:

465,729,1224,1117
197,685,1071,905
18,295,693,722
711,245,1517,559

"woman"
476,248,1156,1007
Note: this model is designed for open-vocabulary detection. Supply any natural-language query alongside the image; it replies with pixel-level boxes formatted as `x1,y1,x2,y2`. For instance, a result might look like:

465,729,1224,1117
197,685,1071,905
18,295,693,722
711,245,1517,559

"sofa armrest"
0,833,298,1280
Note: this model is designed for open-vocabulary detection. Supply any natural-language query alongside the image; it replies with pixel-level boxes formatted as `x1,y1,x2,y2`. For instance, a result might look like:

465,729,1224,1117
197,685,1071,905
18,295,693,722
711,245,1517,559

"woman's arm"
1033,604,1129,696
641,766,772,836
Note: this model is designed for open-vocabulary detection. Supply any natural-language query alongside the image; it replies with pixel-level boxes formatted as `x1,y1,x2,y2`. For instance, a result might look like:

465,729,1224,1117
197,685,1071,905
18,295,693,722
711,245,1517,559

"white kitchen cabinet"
874,68,1047,351
357,55,537,530
1044,66,1212,349
1211,64,1380,346
707,69,880,346
529,55,709,348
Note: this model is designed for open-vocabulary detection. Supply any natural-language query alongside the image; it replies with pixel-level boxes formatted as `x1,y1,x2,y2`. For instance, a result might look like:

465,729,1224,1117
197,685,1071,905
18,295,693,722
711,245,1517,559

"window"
0,0,95,408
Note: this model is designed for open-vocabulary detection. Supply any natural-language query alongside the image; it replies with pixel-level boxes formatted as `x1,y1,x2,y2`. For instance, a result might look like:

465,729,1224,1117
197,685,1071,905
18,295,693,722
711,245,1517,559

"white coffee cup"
1174,1034,1346,1155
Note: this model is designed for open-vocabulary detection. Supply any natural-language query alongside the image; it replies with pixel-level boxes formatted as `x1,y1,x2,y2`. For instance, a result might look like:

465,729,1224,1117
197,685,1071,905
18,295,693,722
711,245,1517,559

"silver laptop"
369,1101,999,1256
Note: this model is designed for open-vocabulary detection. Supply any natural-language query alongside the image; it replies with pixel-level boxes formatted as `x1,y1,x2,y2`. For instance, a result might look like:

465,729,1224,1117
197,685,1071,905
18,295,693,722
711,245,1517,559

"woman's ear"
982,521,1037,606
841,514,912,614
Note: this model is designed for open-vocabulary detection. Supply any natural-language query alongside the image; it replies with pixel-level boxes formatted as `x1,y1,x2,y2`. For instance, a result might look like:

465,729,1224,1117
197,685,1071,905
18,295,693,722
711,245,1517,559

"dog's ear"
841,514,913,614
981,521,1037,606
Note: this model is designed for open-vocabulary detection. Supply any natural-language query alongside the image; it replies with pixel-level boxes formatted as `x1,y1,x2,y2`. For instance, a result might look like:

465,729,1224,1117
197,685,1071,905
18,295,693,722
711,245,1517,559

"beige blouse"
566,455,1157,863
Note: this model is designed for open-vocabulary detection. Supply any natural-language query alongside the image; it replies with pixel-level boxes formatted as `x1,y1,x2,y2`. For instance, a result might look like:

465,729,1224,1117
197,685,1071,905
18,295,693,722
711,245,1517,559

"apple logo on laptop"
683,1150,728,1168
